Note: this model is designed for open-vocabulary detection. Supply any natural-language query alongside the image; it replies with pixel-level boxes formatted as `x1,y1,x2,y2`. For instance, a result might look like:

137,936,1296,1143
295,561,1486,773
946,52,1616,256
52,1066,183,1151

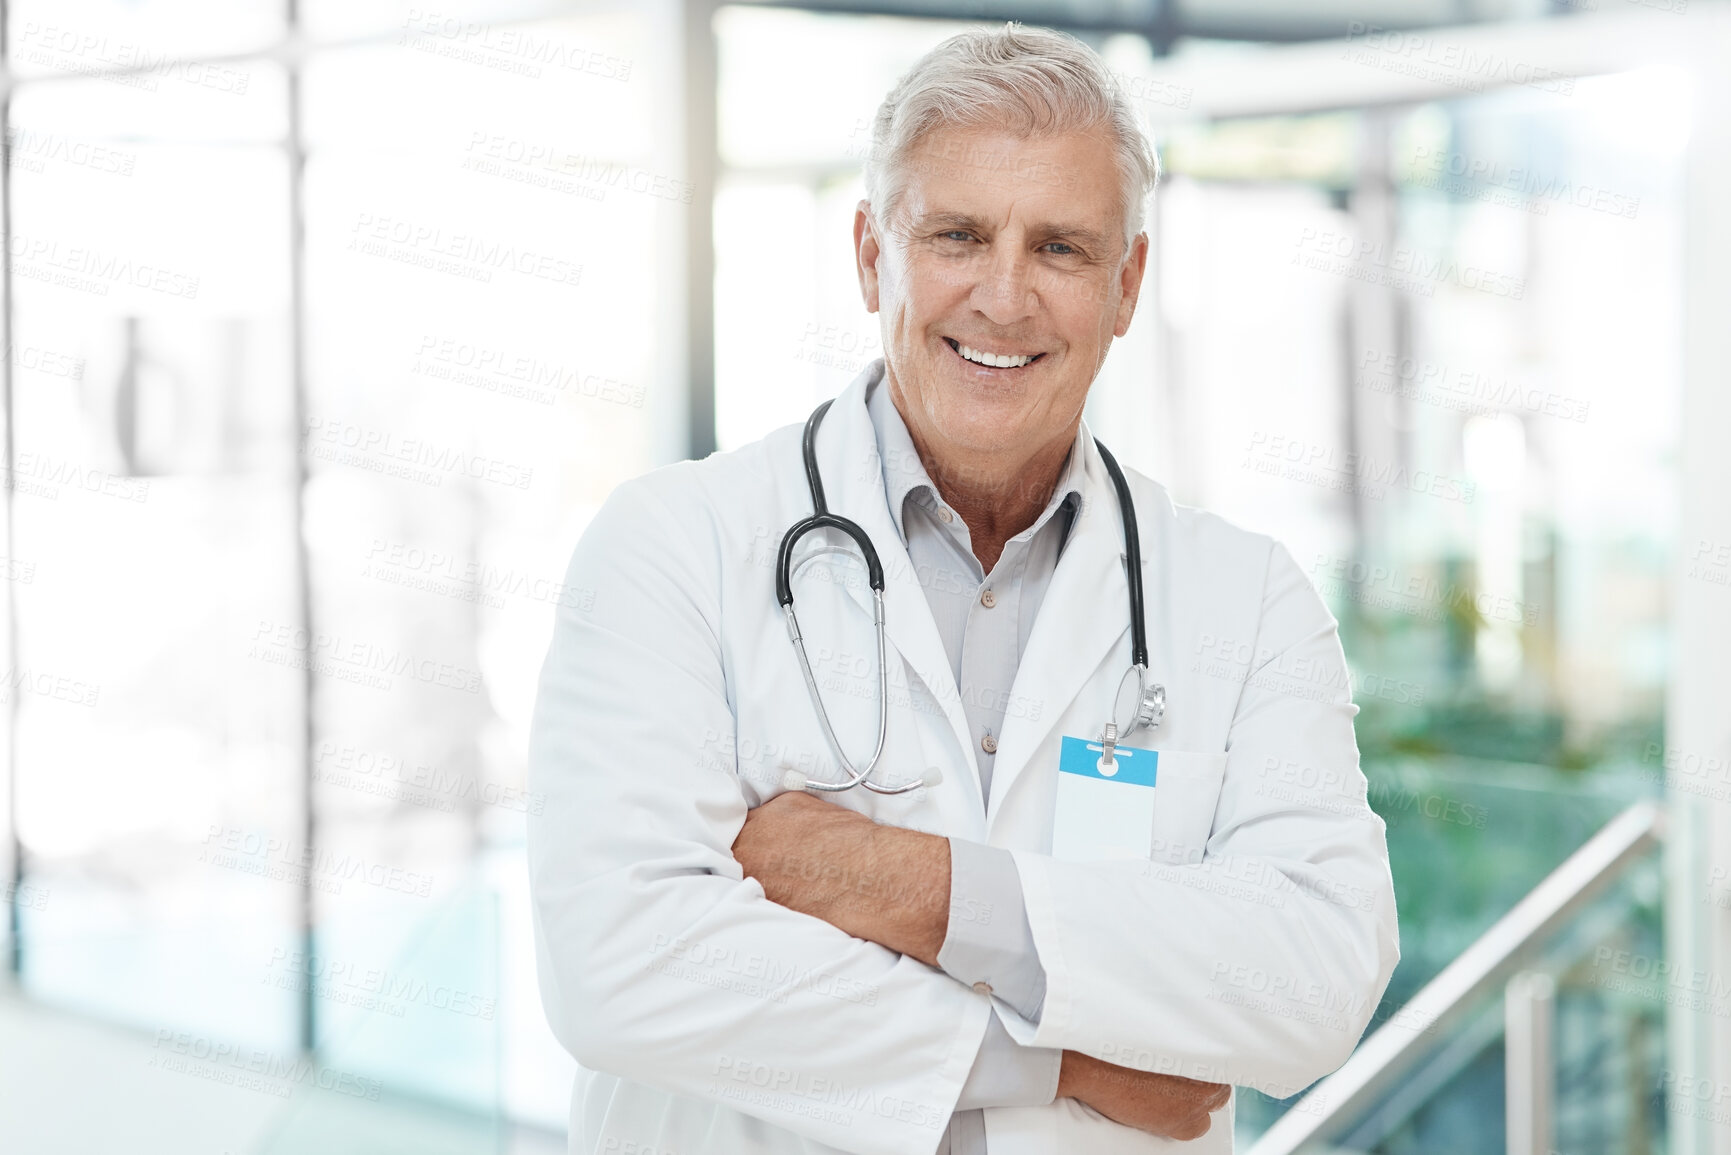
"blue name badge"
1051,735,1159,862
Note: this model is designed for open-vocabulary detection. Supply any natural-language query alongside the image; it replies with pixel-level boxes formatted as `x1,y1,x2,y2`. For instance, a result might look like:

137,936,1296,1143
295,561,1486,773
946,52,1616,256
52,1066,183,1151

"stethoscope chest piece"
1114,664,1166,736
1102,665,1165,768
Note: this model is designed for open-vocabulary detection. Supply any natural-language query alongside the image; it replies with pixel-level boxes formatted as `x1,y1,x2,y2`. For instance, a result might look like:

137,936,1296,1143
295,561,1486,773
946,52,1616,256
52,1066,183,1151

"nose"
968,245,1037,328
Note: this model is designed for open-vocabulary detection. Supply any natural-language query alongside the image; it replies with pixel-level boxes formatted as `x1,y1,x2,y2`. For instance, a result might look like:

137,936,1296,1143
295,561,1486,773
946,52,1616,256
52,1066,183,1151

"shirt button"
981,733,998,755
938,507,954,523
980,588,996,609
973,981,993,996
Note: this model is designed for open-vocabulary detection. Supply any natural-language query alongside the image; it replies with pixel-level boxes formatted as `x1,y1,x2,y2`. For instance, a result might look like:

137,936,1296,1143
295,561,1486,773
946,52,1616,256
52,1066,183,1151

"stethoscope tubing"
1090,438,1148,668
777,396,1153,793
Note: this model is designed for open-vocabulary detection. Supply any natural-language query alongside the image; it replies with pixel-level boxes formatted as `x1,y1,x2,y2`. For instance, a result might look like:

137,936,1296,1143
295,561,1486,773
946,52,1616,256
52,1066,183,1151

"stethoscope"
777,397,1164,795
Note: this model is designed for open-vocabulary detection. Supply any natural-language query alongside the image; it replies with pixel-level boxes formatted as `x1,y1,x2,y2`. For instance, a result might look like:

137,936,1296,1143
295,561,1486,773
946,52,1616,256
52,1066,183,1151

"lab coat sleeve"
1003,539,1401,1100
527,471,992,1155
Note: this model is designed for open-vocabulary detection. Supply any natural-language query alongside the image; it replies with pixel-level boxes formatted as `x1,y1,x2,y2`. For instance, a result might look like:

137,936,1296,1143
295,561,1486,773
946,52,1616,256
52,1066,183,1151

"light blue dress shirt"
864,374,1080,1155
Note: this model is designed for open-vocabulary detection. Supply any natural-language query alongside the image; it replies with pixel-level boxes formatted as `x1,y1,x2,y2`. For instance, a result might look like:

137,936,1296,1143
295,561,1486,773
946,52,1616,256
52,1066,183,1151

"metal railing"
1248,800,1667,1155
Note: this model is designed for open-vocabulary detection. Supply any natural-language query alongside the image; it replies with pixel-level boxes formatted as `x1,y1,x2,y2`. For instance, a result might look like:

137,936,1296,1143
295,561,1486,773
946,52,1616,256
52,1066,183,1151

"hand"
1056,1050,1231,1142
731,790,950,965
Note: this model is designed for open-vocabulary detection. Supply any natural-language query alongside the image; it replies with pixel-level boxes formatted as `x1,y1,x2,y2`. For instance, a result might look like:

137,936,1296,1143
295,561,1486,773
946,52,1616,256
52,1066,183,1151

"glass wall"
8,14,301,1050
1150,70,1685,1151
3,0,686,1143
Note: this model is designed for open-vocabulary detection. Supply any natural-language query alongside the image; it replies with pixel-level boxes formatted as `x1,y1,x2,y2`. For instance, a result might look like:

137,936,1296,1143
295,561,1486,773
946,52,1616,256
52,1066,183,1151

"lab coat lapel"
985,434,1131,825
785,365,986,825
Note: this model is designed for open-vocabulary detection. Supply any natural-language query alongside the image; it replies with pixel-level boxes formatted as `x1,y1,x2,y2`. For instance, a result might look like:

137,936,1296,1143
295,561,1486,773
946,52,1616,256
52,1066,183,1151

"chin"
936,410,1027,452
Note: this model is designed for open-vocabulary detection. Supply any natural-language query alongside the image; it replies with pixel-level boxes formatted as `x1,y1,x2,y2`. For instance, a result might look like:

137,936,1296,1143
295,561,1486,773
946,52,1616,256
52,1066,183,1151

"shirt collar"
865,369,1088,551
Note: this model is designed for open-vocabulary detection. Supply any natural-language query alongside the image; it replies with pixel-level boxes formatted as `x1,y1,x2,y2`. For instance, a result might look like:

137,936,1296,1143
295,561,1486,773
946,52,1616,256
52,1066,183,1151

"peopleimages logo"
264,947,497,1020
303,417,534,491
314,740,544,816
14,22,252,95
249,619,483,695
0,665,101,708
709,1055,943,1131
9,232,201,298
1402,146,1640,219
346,212,583,290
200,824,436,898
1339,22,1575,96
412,335,644,409
1309,552,1540,628
1293,228,1525,300
648,933,880,1008
462,132,692,204
1355,348,1590,424
399,10,633,82
4,450,151,502
1244,431,1476,505
149,1030,382,1101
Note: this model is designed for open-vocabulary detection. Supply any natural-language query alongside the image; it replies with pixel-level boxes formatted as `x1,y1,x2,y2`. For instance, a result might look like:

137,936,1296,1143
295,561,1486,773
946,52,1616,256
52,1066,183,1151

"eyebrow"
914,211,1114,253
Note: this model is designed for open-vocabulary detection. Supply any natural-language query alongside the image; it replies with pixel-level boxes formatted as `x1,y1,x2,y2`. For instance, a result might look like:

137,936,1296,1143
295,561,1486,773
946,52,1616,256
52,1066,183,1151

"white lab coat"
527,361,1400,1155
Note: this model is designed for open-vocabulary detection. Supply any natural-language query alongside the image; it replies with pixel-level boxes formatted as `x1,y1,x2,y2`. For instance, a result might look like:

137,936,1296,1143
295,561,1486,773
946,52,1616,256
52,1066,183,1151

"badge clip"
1099,722,1119,772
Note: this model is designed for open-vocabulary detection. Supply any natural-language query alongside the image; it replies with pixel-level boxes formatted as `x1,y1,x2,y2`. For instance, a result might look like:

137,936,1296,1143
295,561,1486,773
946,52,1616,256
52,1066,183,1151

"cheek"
1057,314,1111,355
904,260,969,312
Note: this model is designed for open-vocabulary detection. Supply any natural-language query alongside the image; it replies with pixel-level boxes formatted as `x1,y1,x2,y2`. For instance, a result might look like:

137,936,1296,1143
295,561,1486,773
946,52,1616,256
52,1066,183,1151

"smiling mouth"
944,337,1046,370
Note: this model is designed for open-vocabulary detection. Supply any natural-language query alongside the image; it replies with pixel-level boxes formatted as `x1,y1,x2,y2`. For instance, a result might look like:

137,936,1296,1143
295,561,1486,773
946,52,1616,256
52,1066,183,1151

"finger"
1170,1115,1212,1142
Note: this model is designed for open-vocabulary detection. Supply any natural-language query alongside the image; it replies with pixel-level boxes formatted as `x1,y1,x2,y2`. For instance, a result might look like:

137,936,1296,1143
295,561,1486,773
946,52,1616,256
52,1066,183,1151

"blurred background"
2,1,1730,1153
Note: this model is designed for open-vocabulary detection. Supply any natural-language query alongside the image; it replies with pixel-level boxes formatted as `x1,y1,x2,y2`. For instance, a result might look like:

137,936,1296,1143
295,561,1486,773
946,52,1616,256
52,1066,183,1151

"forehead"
898,123,1121,233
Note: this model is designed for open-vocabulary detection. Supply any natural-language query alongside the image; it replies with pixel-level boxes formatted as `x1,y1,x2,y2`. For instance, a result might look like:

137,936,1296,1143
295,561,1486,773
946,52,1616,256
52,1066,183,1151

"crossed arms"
526,477,1398,1155
731,788,1230,1142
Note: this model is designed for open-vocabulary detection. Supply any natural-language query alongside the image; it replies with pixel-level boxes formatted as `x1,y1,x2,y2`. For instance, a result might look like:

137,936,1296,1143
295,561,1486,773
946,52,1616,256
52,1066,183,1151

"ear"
855,200,882,314
1113,231,1150,338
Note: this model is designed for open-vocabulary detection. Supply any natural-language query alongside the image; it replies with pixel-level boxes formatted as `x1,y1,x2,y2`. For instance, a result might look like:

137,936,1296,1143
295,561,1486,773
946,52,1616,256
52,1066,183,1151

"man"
528,22,1398,1155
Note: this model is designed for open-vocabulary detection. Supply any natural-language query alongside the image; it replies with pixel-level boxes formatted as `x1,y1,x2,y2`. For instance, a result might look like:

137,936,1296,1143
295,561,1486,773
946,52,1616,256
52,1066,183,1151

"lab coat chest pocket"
1149,750,1228,866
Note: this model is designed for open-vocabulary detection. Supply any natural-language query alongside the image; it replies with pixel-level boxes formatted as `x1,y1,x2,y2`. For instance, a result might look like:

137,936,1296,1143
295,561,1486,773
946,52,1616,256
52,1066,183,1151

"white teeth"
956,342,1035,369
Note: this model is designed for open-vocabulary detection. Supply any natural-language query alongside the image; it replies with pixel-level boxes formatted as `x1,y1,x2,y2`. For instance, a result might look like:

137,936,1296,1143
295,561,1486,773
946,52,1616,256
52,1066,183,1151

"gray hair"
863,22,1160,256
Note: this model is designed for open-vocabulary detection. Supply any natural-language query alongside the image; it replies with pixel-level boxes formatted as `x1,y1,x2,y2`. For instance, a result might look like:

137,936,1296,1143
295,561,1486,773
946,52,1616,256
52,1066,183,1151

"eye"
940,230,975,243
1044,241,1078,256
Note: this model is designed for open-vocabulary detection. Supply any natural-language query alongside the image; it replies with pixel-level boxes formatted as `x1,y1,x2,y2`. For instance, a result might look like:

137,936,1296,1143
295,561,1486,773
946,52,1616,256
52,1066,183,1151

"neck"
891,396,1075,575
